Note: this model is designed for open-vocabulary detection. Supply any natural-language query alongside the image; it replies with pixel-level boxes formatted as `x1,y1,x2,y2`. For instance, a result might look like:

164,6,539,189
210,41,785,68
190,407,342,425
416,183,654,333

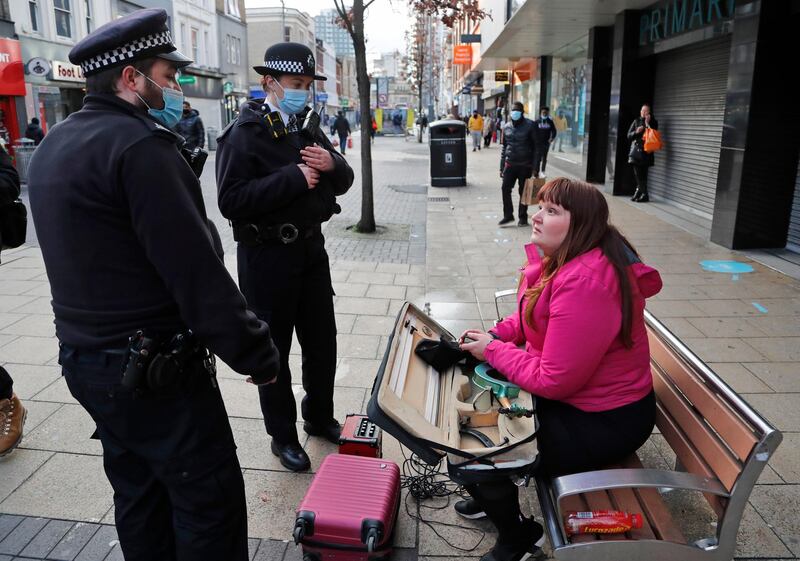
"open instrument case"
367,302,539,484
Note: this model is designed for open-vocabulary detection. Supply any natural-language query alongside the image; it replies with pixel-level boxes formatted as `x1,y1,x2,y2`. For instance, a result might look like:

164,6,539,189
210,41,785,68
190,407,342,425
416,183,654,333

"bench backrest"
645,310,782,550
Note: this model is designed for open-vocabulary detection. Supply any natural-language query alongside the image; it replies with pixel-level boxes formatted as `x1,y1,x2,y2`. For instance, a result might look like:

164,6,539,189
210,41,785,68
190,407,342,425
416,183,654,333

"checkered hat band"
264,60,306,74
81,30,173,74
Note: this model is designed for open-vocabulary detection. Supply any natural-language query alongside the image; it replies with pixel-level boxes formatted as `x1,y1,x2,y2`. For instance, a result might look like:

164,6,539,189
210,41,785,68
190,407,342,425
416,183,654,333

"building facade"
462,0,800,254
216,0,246,126
314,8,352,57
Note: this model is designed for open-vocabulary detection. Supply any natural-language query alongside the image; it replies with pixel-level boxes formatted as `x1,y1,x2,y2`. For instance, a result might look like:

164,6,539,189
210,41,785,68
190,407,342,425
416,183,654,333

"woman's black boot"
636,190,649,203
630,189,642,202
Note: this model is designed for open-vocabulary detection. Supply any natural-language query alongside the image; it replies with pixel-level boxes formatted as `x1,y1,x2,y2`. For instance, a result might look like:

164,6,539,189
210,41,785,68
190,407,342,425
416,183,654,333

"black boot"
636,190,649,203
480,517,546,561
631,189,642,202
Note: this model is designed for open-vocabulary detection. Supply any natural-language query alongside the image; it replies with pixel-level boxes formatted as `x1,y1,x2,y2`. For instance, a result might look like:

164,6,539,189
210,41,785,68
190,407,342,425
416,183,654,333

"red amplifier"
338,414,382,458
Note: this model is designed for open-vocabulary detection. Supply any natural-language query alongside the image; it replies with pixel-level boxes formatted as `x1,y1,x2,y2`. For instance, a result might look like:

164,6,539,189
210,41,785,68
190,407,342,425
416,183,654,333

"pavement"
1,132,799,560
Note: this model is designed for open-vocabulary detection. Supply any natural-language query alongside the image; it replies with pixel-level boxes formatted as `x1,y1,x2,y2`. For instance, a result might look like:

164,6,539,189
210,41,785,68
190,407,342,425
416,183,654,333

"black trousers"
237,234,337,445
501,165,533,222
0,365,12,399
533,144,550,176
339,134,348,154
632,165,650,195
466,391,656,540
60,346,248,561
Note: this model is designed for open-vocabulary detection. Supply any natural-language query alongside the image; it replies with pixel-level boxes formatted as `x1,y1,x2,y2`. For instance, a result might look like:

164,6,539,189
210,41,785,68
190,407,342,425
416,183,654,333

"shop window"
29,0,40,31
54,0,73,38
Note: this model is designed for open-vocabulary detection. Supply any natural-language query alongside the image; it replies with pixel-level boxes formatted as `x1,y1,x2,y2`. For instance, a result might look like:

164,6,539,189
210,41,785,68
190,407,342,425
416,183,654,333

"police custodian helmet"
69,8,192,76
253,42,326,81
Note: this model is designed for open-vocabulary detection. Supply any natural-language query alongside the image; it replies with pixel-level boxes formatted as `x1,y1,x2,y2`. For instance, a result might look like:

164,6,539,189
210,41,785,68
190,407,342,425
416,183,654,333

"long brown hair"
524,178,640,347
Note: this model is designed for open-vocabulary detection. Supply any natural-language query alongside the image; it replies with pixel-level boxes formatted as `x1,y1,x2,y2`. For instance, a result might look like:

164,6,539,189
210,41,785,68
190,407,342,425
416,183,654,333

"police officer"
216,42,354,472
26,9,280,561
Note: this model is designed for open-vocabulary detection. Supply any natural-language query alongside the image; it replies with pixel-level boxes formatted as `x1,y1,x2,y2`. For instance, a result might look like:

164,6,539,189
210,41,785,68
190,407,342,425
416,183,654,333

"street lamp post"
281,0,286,42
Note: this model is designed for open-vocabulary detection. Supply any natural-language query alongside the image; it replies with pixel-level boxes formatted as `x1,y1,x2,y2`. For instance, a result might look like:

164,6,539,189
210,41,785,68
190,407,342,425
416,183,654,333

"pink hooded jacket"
484,243,662,412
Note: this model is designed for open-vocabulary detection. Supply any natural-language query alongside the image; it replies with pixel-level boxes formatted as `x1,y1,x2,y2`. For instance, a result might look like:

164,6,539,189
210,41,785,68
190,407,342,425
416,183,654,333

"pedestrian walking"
0,140,26,459
532,106,557,177
332,110,351,155
174,101,205,151
371,114,378,143
499,101,539,226
216,41,354,473
468,110,484,151
627,104,659,202
26,10,281,561
420,113,429,138
554,110,568,152
24,118,44,145
483,113,493,147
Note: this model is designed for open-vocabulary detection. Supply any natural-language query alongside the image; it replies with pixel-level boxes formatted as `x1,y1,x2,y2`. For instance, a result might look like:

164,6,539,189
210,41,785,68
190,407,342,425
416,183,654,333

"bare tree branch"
364,0,377,9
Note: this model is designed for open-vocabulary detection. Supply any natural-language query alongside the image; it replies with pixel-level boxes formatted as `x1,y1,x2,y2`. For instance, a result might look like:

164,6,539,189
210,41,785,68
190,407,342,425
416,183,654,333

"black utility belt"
121,329,216,395
232,222,321,246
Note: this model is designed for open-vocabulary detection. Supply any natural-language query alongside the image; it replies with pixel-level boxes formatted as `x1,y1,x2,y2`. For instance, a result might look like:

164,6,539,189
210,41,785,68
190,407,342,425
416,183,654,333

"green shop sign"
639,0,734,45
177,75,196,85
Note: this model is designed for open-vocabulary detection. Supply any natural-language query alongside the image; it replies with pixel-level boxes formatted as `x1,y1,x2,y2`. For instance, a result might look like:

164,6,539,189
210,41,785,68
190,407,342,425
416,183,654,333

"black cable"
398,445,487,553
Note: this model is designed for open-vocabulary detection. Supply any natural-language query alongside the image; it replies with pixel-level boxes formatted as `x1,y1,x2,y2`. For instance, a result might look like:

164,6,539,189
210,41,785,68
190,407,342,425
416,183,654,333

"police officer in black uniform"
216,42,354,472
27,9,280,561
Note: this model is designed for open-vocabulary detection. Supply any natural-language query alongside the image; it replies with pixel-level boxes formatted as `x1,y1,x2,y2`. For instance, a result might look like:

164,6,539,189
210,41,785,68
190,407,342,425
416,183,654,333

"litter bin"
206,127,218,151
429,119,466,187
13,138,36,184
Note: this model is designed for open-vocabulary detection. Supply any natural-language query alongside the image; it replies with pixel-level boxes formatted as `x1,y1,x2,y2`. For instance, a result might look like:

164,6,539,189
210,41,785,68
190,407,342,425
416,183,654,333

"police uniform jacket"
500,117,539,171
216,100,353,228
27,94,280,380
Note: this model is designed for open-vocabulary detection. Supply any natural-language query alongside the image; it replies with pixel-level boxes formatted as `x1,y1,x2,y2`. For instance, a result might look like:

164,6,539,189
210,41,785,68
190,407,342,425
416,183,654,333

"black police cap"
69,8,192,76
253,42,326,81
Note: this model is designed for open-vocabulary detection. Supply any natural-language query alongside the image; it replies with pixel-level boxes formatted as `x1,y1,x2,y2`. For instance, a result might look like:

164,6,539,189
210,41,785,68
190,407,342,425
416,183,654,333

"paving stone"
0,363,61,400
336,334,381,359
217,378,264,420
242,470,312,540
103,542,125,561
331,282,369,297
0,449,54,503
0,516,23,543
350,315,396,337
0,296,38,314
17,400,62,434
734,502,793,558
0,315,55,338
0,516,48,555
0,313,25,331
767,432,800,484
0,336,59,366
229,417,304,472
742,393,800,431
749,484,800,557
334,297,389,316
18,518,74,559
30,376,78,404
48,522,100,561
252,539,287,561
74,525,118,561
348,271,395,285
335,357,381,389
747,337,800,361
679,337,767,363
6,297,53,316
0,454,112,521
23,403,102,455
686,317,768,338
707,363,774,393
742,363,800,392
366,284,407,299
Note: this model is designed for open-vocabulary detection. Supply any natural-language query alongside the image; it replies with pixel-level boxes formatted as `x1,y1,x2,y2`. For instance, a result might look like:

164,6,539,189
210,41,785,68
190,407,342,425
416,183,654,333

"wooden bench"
531,310,782,561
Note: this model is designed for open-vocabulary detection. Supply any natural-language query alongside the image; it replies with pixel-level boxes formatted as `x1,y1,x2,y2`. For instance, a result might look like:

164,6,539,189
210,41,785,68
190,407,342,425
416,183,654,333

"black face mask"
183,110,190,116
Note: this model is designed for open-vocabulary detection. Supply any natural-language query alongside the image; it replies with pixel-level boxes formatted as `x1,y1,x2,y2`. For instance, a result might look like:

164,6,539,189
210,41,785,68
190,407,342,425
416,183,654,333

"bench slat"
608,486,659,540
624,455,687,544
656,403,727,517
653,369,742,491
582,491,627,541
648,330,758,461
559,493,596,543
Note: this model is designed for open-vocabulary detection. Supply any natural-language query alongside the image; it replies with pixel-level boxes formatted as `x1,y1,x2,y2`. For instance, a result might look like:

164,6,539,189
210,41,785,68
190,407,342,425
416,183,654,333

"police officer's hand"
298,163,320,189
246,374,278,386
300,143,335,173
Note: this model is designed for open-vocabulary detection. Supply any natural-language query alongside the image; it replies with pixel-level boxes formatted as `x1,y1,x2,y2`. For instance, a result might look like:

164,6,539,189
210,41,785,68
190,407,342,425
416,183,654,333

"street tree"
332,0,488,233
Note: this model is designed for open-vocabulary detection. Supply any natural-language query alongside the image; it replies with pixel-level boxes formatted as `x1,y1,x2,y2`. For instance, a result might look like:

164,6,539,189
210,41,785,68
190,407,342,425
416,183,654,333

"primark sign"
639,0,735,45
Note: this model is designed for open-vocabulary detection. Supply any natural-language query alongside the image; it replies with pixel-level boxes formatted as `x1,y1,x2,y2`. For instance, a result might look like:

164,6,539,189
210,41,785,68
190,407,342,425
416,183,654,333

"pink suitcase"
293,454,401,561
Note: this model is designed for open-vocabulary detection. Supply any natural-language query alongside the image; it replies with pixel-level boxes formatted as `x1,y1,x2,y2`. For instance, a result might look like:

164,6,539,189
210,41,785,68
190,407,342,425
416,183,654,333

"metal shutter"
787,156,800,251
648,38,731,219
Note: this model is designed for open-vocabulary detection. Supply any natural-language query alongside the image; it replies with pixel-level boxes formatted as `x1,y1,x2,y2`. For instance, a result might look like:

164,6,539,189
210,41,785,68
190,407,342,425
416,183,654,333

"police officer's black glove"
247,372,278,386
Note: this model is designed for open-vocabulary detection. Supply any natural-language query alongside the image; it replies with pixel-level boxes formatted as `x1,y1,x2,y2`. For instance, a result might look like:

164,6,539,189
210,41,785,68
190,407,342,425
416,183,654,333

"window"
225,0,240,19
190,27,198,63
84,0,92,33
233,37,241,65
284,25,290,42
54,0,73,37
203,30,209,66
29,0,40,31
180,22,186,53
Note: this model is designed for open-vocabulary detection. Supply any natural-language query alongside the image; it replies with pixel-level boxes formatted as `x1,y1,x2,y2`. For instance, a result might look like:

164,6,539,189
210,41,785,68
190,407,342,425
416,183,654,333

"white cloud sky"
244,0,412,61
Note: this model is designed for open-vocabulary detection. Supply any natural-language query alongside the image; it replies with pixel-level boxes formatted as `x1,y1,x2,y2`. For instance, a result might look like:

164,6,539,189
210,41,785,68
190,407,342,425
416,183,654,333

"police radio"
265,111,288,140
300,110,321,141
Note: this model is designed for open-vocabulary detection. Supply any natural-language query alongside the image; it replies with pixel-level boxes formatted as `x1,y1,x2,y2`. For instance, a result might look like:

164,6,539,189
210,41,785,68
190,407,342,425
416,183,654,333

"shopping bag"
643,128,663,153
347,137,353,149
628,142,645,164
331,136,339,147
521,177,546,206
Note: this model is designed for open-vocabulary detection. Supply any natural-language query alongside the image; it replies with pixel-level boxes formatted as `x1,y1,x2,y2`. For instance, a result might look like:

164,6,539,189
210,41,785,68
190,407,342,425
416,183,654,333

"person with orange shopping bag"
626,104,659,202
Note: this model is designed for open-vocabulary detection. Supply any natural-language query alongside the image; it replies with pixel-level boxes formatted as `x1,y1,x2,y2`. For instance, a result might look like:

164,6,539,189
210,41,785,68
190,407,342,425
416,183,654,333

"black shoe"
303,419,342,444
630,189,642,201
498,217,514,226
454,498,487,520
480,518,546,561
271,440,311,472
517,219,528,227
473,148,477,152
636,193,649,202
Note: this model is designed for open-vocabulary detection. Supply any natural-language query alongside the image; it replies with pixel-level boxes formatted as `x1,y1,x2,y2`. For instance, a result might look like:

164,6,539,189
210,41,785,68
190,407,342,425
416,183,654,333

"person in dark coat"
499,101,539,226
627,104,659,202
0,141,27,459
332,110,351,154
174,101,205,150
24,118,45,145
532,106,557,177
26,9,281,561
216,41,354,472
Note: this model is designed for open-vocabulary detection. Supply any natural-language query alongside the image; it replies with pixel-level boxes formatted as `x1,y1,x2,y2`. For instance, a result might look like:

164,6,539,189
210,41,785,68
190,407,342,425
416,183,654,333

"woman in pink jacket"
458,177,662,561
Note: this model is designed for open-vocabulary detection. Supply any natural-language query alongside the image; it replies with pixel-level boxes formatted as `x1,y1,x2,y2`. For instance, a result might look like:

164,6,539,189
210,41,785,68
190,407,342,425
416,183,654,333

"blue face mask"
136,71,184,128
510,110,522,121
272,79,310,115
